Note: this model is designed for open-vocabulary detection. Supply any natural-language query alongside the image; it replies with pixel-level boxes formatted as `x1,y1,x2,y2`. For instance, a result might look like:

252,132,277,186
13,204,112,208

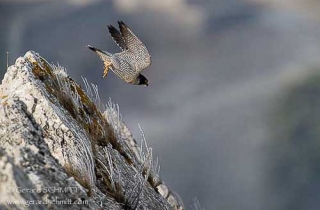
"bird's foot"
103,68,109,78
103,62,112,78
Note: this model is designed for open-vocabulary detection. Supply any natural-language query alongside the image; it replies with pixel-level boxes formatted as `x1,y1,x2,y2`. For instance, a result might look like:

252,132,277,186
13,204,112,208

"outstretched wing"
118,21,151,70
108,25,128,51
118,21,145,50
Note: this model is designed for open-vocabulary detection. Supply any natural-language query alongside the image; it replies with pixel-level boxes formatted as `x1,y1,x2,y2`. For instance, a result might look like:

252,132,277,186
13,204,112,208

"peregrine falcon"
87,21,151,86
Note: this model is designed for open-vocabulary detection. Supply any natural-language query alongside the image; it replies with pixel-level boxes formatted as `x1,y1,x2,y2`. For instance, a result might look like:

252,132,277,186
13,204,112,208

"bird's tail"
87,45,112,62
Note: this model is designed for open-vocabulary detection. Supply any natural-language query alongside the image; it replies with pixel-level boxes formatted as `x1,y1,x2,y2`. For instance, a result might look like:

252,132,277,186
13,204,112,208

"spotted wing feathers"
118,21,144,49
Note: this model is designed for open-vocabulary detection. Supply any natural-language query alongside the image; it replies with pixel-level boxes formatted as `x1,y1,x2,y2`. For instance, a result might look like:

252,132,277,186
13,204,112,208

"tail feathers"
87,45,98,52
86,45,112,56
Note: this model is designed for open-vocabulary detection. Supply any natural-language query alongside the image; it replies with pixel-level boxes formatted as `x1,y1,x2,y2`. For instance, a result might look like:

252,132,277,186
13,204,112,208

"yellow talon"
103,69,108,78
103,62,112,78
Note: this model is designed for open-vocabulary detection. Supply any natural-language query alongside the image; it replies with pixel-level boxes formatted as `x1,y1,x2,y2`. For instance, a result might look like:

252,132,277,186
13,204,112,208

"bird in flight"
87,21,151,86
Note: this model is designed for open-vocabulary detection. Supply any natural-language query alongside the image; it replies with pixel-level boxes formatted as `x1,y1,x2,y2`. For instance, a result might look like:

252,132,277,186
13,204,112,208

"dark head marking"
138,74,148,86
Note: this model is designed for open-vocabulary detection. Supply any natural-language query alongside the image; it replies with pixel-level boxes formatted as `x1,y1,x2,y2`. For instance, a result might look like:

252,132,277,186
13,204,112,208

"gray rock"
0,51,183,210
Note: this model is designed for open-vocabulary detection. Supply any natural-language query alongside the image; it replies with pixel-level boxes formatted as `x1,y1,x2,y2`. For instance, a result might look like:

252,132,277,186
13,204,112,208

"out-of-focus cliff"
265,68,320,210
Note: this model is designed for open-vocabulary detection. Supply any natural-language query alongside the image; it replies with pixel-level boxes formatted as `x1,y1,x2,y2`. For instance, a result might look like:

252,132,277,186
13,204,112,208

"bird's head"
137,74,149,86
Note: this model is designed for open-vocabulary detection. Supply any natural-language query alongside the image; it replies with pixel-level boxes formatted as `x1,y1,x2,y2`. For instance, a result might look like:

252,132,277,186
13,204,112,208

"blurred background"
2,0,320,209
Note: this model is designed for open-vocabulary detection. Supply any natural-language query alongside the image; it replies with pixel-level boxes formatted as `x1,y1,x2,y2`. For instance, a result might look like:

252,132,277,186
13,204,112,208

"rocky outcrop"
0,51,184,210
